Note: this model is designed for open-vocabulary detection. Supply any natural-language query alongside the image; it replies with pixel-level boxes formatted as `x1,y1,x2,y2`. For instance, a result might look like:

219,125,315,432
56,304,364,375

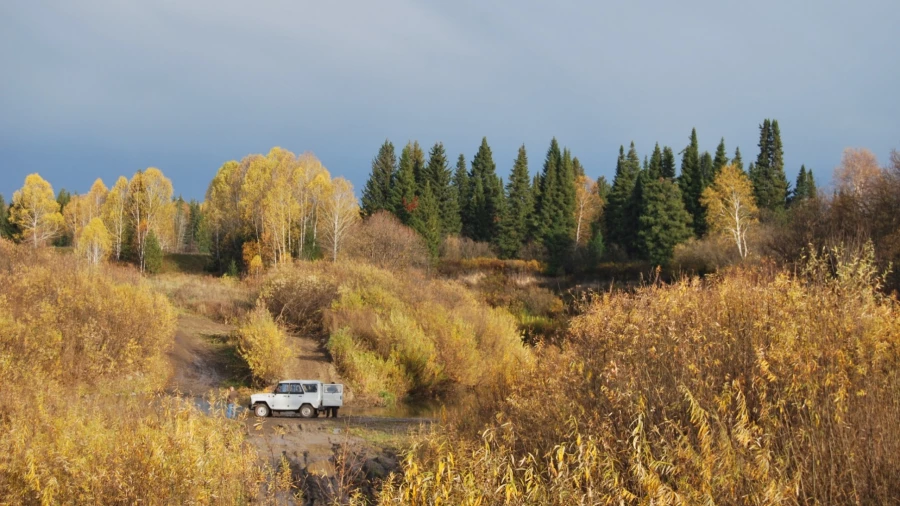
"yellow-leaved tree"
319,177,360,261
127,168,173,272
76,217,111,265
101,176,129,260
11,173,64,247
574,174,603,246
701,164,758,259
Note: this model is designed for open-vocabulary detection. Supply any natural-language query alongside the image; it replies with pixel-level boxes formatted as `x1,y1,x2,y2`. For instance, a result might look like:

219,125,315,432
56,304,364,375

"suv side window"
302,383,318,393
276,383,290,394
290,384,303,394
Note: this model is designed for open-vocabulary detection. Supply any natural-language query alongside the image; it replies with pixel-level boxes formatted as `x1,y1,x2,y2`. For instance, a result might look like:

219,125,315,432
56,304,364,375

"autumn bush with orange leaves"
372,245,900,505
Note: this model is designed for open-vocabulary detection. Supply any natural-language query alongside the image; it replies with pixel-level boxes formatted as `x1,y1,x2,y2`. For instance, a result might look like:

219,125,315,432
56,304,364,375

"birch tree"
76,217,111,264
11,174,64,247
701,164,758,259
128,168,173,272
102,176,129,260
319,177,359,261
574,174,603,247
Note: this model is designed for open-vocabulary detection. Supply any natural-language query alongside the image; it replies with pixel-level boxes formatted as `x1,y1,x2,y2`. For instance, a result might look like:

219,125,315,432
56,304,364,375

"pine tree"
732,147,744,171
361,140,396,216
678,128,704,236
638,178,693,265
453,154,470,236
410,182,441,259
713,138,729,175
661,147,677,179
467,137,504,242
605,144,640,254
390,143,419,224
425,142,459,235
498,145,533,258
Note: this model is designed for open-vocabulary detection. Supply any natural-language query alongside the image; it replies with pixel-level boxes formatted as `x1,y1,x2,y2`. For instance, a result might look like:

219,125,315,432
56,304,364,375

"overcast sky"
1,0,897,201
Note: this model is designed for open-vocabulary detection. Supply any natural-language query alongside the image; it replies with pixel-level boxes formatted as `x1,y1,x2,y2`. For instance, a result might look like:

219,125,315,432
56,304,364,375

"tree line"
0,121,824,273
360,119,817,268
0,169,199,272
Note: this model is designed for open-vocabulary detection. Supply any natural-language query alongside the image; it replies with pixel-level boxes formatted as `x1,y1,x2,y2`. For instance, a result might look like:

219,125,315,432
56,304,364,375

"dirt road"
165,312,427,496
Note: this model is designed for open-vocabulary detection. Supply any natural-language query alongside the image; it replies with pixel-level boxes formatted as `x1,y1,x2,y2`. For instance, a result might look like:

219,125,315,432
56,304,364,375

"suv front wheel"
299,404,315,418
254,404,271,418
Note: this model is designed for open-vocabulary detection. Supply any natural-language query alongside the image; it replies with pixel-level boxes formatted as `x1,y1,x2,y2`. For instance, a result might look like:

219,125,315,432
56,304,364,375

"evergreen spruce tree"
713,138,729,175
805,168,817,198
661,147,677,179
700,152,714,189
596,176,611,201
638,178,693,265
453,154,471,236
144,230,164,274
498,145,533,258
573,157,585,179
361,140,396,216
425,142,459,235
648,143,663,179
532,138,562,243
56,189,71,213
410,141,427,192
605,144,640,254
791,165,817,203
410,182,442,259
752,119,790,211
467,138,504,242
733,147,744,171
678,128,704,236
390,143,419,224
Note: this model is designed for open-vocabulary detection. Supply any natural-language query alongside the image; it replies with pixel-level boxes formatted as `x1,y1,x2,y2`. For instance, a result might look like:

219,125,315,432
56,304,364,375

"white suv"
250,380,343,418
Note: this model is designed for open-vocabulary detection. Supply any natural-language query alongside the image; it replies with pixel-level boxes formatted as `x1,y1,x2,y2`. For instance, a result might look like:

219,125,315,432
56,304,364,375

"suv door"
286,383,305,410
272,383,293,410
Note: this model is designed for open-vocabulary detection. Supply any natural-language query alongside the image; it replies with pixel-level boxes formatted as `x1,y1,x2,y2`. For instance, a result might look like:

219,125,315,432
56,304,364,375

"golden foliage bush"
236,304,291,386
0,393,262,504
0,243,283,504
261,261,532,404
0,247,175,388
377,250,900,504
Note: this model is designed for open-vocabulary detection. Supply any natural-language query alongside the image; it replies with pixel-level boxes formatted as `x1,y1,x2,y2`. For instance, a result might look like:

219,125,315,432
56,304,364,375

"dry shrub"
236,304,291,386
439,235,496,262
378,248,900,504
259,264,338,333
672,235,743,274
343,211,430,270
148,272,253,323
